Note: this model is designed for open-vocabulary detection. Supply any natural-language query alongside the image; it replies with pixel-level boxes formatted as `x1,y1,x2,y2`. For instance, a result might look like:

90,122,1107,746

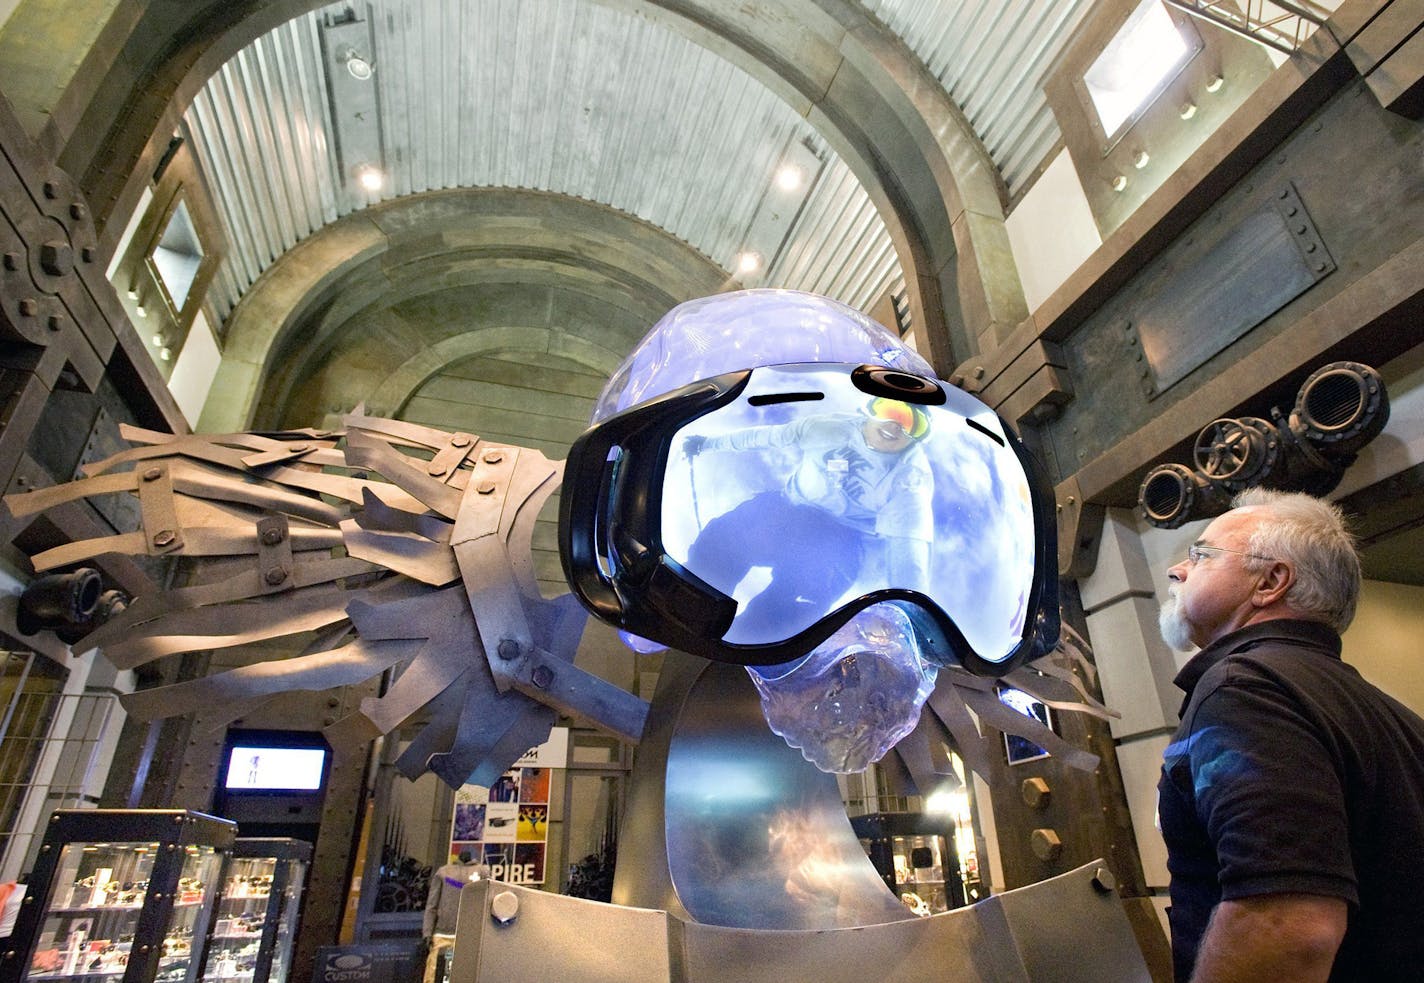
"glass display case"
201,839,310,983
0,809,235,983
851,812,973,916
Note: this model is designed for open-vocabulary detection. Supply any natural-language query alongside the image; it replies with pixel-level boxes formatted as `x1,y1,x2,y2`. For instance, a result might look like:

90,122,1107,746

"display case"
201,839,310,983
851,812,973,916
0,810,235,983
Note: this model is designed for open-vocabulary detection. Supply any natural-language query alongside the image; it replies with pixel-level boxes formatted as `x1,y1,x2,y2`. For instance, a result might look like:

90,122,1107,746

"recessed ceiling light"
159,347,172,361
135,305,148,318
736,251,761,274
1133,150,1150,169
1179,102,1198,120
1206,74,1225,93
774,164,803,192
1111,174,1128,192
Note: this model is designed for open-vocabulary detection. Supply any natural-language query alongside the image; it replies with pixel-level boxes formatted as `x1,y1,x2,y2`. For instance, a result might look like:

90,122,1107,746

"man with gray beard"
1156,488,1424,982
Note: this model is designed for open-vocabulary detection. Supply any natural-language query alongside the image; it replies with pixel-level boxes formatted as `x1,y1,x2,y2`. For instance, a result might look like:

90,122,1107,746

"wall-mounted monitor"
221,730,330,793
998,687,1054,766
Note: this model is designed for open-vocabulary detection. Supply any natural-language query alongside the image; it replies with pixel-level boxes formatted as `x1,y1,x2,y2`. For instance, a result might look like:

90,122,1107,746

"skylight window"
150,199,204,312
1084,0,1197,140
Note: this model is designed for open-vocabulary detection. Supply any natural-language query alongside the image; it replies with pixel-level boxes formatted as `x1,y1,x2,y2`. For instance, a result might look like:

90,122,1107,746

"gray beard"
1158,595,1195,652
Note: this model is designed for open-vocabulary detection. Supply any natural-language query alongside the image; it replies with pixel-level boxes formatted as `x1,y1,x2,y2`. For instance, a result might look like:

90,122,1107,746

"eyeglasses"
1185,544,1276,565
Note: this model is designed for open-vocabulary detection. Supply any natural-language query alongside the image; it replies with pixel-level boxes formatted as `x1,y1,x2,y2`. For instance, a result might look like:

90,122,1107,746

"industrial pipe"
1138,361,1389,528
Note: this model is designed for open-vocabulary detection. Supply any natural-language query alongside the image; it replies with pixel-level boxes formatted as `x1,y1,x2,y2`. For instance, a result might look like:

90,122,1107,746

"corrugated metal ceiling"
185,0,1101,327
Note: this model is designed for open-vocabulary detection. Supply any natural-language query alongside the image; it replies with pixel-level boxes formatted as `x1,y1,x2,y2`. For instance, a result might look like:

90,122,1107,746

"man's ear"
1252,560,1295,609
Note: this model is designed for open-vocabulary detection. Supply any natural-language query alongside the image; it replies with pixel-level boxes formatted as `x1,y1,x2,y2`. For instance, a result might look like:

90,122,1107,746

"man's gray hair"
1232,488,1361,633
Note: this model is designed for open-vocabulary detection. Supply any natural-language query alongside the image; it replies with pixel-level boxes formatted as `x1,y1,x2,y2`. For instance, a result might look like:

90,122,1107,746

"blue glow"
662,363,1035,661
592,289,931,423
1165,726,1254,797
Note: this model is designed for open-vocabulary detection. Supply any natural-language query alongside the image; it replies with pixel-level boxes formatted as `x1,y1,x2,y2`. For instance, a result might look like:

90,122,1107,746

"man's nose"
1166,561,1186,583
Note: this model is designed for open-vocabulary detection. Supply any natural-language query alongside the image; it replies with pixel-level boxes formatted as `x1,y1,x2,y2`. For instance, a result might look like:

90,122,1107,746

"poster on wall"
447,728,565,885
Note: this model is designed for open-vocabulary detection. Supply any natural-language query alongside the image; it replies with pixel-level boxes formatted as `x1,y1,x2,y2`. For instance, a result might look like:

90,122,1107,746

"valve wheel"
1194,419,1260,482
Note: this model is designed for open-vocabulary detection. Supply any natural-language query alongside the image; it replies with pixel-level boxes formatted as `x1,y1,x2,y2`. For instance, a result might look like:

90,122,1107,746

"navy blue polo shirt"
1158,619,1424,981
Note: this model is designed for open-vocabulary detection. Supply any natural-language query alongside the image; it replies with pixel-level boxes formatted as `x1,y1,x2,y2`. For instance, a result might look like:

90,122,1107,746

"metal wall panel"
862,0,1096,196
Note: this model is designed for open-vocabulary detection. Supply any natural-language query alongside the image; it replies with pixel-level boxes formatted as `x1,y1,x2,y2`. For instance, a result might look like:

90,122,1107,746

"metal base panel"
447,861,1152,983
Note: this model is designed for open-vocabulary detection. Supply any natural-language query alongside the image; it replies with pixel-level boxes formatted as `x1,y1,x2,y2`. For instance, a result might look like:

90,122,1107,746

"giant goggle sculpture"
561,360,1058,675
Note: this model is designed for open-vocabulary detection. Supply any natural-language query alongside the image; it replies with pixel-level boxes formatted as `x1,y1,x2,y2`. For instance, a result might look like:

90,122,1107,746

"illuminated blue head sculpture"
560,289,1057,772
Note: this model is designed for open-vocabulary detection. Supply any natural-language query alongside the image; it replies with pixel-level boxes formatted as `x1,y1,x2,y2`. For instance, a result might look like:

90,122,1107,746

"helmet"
559,289,1058,676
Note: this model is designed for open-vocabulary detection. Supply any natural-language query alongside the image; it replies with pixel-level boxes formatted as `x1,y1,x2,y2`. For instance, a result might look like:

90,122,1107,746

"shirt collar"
1172,618,1342,697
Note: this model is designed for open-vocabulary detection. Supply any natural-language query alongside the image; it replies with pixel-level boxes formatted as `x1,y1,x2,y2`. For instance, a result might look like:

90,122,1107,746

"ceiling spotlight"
152,334,164,347
1179,102,1198,120
343,49,374,81
1133,150,1150,169
135,304,148,318
1205,74,1225,93
774,164,803,192
1111,174,1128,192
736,251,762,275
159,347,172,362
126,288,139,300
357,166,385,192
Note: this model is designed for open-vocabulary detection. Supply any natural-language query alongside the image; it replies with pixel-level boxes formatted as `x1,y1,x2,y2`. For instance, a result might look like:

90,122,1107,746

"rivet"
2,252,17,270
1066,496,1076,505
261,528,284,546
70,202,85,221
47,315,61,331
491,890,520,925
18,298,37,317
153,529,176,547
1315,261,1327,272
482,449,503,464
427,463,447,477
1091,866,1117,893
497,639,521,660
39,241,72,276
476,480,496,495
42,181,58,199
142,467,162,481
81,246,95,263
265,567,288,586
289,443,309,453
1286,206,1298,216
972,366,985,380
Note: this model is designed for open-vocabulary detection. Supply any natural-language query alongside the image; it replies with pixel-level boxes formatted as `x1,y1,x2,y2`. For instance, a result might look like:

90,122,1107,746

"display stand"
201,839,310,983
0,809,235,983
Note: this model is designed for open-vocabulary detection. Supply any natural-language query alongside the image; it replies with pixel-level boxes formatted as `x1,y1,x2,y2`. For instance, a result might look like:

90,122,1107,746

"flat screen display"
224,745,327,791
999,687,1053,765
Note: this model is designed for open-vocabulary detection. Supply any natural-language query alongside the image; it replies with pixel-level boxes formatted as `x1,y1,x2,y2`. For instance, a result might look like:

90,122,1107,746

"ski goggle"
559,363,1058,674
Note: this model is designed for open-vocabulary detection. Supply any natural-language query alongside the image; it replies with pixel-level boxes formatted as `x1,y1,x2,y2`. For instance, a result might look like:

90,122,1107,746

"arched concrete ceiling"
205,187,730,431
0,0,1058,372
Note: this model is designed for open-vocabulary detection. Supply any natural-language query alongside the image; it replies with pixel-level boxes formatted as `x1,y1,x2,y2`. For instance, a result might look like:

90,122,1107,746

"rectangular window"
1084,0,1200,142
